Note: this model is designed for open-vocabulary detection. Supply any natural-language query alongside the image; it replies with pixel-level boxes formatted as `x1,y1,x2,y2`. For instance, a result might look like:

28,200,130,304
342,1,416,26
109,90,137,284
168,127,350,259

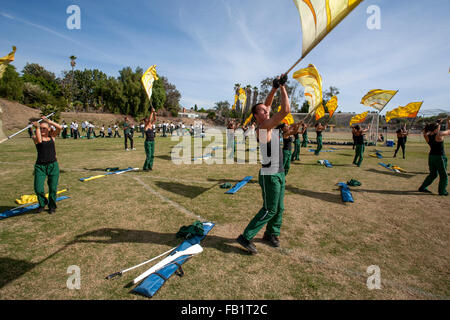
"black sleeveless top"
355,134,364,145
428,134,444,156
36,139,57,165
145,128,155,141
294,133,300,140
283,137,293,150
316,130,322,138
398,136,406,144
258,129,284,173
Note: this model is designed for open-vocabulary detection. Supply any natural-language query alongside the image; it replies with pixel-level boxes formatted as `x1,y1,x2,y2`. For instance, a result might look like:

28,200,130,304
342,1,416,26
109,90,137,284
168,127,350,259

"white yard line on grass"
131,175,206,221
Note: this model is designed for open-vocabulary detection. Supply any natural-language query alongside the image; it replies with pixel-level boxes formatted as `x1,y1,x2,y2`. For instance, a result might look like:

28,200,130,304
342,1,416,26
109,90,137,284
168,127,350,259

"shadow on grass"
154,181,214,199
155,155,173,161
351,188,430,196
0,258,36,289
365,168,415,179
207,178,258,184
285,185,344,205
73,228,246,255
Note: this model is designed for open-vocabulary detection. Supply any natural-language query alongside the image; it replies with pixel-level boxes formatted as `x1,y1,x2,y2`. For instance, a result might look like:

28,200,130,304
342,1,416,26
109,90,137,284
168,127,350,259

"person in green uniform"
32,116,62,214
418,117,449,196
314,122,327,155
281,122,302,175
393,124,409,159
143,109,157,171
236,74,290,254
291,123,302,162
123,116,134,150
301,123,308,148
352,124,370,167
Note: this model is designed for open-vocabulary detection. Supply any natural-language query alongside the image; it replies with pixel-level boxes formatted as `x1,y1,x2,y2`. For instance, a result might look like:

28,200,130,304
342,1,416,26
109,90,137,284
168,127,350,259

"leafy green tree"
0,65,23,101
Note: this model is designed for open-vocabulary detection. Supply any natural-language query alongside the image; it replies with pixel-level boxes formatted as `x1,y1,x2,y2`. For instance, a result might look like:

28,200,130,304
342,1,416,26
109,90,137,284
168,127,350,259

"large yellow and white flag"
277,106,295,125
0,46,16,79
385,102,423,123
326,95,338,118
238,88,247,114
293,64,323,113
350,111,368,126
141,65,159,100
293,0,363,59
232,94,238,110
361,89,398,112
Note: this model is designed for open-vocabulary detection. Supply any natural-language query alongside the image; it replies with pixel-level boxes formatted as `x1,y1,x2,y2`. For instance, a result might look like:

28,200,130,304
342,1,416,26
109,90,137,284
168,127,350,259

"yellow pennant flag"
385,102,423,123
315,104,325,121
238,88,247,114
0,46,17,79
350,111,369,126
326,96,338,118
15,189,67,205
141,65,159,100
232,94,238,110
293,0,363,59
293,64,323,113
277,106,295,125
243,113,253,126
361,89,398,112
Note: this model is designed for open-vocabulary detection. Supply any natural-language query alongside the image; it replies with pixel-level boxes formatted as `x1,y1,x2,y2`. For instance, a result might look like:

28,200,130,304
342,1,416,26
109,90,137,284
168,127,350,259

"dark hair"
251,103,264,116
396,129,402,133
354,125,361,131
314,123,320,128
424,123,438,133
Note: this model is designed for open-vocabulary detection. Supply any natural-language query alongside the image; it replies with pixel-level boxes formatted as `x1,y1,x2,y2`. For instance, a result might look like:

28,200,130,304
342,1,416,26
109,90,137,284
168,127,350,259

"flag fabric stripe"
293,64,323,114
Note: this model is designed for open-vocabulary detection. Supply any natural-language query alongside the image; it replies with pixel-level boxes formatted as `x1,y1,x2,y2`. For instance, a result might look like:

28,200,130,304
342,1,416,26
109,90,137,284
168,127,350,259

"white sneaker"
132,148,136,150
126,149,130,151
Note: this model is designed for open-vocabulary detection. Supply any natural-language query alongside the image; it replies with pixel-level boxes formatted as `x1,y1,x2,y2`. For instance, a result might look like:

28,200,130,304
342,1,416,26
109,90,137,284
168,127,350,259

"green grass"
0,132,449,300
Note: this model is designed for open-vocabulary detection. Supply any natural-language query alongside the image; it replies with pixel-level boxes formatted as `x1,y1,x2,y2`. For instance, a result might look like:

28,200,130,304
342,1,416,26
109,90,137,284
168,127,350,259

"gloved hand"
279,74,288,86
272,77,280,89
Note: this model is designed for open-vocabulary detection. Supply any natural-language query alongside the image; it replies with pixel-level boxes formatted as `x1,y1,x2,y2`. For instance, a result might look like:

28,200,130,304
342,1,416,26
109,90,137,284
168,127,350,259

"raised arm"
260,80,290,130
439,116,450,136
43,116,62,138
264,77,281,112
33,122,42,144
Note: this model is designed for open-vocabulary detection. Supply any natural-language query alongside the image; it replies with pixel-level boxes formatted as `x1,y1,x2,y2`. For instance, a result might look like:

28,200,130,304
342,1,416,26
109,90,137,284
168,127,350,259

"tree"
0,65,23,101
160,76,181,115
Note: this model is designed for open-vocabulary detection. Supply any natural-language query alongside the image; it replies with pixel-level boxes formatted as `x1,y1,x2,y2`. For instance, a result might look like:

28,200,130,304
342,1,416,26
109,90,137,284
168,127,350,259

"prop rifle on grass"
0,112,55,144
133,244,203,284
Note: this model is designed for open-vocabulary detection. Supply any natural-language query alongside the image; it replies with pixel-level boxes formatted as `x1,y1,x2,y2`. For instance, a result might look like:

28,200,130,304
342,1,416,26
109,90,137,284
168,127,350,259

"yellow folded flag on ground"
326,96,338,118
15,189,67,205
0,46,16,79
361,89,398,112
141,65,159,101
350,111,368,126
385,102,423,123
315,104,325,121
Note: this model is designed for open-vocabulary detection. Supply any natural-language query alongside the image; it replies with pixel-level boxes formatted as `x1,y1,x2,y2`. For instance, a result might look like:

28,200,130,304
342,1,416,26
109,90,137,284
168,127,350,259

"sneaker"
262,233,280,247
126,149,130,151
48,208,56,214
439,192,448,196
132,148,136,150
236,235,258,254
34,206,44,214
418,187,432,194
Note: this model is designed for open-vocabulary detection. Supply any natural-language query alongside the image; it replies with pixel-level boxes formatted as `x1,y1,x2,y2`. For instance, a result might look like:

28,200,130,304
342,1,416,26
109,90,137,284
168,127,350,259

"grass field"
0,131,449,300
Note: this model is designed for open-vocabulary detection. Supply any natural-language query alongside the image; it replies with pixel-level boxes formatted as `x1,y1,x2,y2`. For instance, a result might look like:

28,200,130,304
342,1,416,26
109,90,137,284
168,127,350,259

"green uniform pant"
291,139,301,161
143,140,155,170
283,150,292,176
420,155,448,195
314,136,323,155
353,144,365,167
243,171,285,240
34,162,60,209
301,135,308,148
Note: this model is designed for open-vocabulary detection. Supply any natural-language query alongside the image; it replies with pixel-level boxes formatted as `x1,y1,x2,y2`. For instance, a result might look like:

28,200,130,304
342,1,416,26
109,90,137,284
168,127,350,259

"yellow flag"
326,96,338,118
350,111,368,126
15,189,67,205
315,105,325,121
232,94,238,110
293,0,363,59
141,65,159,100
361,89,398,112
243,113,253,126
238,88,247,114
385,102,423,123
0,46,16,79
293,64,323,113
277,106,295,125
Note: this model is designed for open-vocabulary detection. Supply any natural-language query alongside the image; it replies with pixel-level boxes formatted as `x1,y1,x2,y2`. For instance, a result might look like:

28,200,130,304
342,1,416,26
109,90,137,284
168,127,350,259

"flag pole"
0,112,55,144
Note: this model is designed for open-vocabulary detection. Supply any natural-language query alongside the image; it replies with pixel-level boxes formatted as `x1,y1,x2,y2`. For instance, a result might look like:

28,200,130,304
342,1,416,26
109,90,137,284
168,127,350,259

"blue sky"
1,0,449,114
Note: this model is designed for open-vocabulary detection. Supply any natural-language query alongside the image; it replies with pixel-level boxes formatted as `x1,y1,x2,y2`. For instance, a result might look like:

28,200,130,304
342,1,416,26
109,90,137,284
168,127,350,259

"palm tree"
252,86,259,107
69,55,77,109
233,83,241,115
